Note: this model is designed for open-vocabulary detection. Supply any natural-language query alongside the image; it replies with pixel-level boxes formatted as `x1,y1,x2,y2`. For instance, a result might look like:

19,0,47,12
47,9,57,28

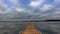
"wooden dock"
20,23,42,34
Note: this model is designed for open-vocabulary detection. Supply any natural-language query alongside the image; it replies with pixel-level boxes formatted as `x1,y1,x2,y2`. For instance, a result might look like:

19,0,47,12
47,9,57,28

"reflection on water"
0,21,60,34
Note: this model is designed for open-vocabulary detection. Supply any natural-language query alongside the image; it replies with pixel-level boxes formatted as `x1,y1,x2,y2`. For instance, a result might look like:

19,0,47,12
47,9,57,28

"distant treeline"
46,20,60,21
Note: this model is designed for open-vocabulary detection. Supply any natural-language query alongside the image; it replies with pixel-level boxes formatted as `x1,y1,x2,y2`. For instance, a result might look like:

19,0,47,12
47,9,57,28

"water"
0,21,60,34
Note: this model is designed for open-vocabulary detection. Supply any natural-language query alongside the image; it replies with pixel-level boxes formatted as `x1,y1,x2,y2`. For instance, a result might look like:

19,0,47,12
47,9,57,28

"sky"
0,0,60,21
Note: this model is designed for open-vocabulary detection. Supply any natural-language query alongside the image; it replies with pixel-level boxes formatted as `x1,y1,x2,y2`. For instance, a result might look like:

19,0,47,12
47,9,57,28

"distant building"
20,23,42,34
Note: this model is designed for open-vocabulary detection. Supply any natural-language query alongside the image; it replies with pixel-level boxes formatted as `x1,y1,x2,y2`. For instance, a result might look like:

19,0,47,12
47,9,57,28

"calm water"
0,21,60,34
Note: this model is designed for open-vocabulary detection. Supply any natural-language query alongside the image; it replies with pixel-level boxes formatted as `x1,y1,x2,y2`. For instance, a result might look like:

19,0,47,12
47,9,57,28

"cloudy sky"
0,0,60,21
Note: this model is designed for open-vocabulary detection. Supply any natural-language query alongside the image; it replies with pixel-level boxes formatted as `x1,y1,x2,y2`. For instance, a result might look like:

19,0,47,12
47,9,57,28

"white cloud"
1,4,8,8
0,10,8,14
40,4,53,12
55,11,60,14
0,8,12,14
0,10,4,14
29,0,45,8
0,4,9,14
41,9,60,19
0,0,8,8
15,8,25,12
49,8,60,17
53,10,60,15
40,13,49,17
29,1,40,8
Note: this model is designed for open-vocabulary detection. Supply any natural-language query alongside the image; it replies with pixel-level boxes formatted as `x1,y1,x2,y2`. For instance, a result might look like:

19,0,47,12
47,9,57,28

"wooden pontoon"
20,23,42,34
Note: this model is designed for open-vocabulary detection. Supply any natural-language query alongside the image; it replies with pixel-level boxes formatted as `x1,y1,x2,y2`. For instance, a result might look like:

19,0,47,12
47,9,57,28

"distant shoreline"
0,20,60,22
